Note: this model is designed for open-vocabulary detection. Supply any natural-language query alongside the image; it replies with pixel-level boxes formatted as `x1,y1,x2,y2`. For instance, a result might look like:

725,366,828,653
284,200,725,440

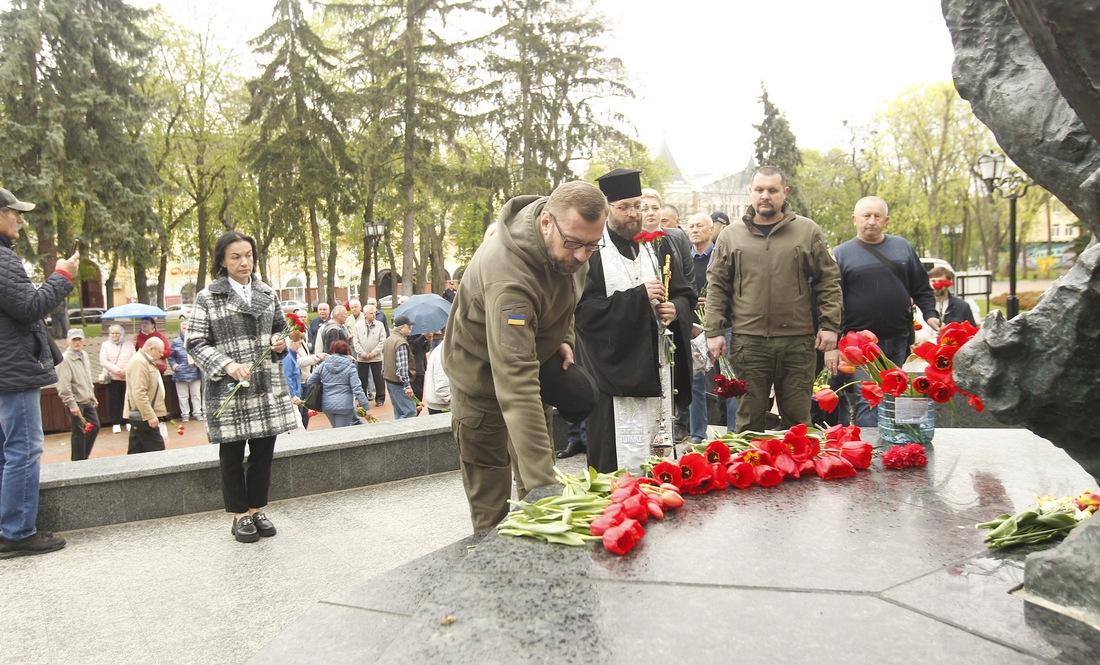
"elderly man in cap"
575,169,696,473
382,314,419,419
56,328,101,461
444,180,605,530
0,188,78,558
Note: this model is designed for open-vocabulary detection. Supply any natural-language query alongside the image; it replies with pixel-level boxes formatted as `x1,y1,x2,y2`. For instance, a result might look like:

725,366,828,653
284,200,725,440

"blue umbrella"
394,294,451,335
100,303,168,319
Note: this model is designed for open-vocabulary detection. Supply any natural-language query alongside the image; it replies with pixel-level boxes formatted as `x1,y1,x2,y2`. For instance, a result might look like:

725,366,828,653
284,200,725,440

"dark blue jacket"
306,353,369,413
0,236,74,392
168,334,202,383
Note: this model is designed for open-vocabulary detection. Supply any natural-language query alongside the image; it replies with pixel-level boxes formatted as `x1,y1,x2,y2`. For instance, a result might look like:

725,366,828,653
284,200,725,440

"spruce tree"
246,0,351,303
753,86,805,214
0,0,158,324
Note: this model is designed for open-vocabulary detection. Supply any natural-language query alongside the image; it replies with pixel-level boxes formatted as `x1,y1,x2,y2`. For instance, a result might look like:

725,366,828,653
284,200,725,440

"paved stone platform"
256,428,1100,664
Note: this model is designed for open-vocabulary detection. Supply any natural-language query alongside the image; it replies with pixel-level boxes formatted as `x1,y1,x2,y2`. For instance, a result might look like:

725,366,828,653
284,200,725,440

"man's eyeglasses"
612,202,643,213
549,213,604,253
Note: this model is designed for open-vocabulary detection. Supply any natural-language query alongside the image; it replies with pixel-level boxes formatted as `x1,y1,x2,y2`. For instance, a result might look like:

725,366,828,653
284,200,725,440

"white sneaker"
112,425,122,434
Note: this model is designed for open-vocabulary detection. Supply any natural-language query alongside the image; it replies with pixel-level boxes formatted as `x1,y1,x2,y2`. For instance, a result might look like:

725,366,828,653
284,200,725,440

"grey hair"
109,324,125,334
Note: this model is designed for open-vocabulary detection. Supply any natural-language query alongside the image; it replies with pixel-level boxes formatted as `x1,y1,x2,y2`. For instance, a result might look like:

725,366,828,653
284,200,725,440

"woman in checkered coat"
187,231,296,544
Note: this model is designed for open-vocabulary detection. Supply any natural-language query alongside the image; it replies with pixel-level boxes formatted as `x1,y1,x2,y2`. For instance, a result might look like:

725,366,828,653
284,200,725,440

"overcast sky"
139,0,959,176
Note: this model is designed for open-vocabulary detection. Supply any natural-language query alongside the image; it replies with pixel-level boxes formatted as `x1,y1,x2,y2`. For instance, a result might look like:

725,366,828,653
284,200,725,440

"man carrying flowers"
444,181,604,532
705,166,842,432
831,196,940,427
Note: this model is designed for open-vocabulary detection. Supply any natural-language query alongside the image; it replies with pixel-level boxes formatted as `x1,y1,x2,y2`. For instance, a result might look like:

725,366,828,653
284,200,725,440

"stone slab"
265,427,1099,663
37,416,462,532
378,573,1044,664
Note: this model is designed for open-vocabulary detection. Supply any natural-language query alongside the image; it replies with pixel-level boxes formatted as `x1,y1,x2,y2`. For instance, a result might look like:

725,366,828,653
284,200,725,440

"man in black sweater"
832,196,940,427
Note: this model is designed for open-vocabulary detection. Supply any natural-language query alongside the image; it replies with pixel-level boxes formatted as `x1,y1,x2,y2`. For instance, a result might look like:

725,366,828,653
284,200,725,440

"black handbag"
304,366,324,411
47,333,64,366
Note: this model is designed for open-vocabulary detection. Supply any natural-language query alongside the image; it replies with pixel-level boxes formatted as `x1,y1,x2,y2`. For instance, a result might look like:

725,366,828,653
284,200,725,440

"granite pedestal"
255,428,1100,664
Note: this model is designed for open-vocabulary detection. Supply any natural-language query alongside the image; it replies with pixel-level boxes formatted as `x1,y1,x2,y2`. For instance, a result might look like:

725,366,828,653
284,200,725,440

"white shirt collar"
229,276,251,305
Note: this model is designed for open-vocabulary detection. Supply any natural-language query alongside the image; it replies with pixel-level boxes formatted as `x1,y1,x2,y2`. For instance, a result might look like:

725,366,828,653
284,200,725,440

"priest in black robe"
575,169,696,473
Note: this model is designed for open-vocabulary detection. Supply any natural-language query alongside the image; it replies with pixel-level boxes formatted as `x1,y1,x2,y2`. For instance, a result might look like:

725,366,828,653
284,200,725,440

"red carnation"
83,422,94,434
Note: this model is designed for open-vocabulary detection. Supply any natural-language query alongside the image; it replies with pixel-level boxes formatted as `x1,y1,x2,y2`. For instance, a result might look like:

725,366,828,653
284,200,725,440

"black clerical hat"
595,168,642,202
539,358,598,423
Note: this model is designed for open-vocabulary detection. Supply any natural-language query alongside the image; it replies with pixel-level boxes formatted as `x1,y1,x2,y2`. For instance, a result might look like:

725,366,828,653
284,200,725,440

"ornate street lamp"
977,152,1031,318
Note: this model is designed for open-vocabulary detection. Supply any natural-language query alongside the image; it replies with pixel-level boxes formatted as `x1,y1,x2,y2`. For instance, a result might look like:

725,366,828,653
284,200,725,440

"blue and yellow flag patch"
507,314,526,326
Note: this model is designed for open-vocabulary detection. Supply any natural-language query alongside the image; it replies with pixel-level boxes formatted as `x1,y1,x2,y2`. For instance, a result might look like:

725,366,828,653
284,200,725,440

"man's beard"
607,211,637,239
549,255,582,274
757,205,779,219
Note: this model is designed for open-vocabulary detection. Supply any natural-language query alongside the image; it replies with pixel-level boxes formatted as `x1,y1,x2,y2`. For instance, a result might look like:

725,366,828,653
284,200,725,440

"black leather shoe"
375,400,385,407
556,440,586,459
251,511,276,538
231,515,259,543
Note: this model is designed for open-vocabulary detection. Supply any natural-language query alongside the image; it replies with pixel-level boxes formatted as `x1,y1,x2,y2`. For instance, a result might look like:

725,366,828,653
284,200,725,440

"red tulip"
679,452,712,492
928,382,954,403
814,388,839,413
839,441,873,469
622,493,649,523
645,496,665,520
824,424,861,446
602,518,642,555
726,462,755,489
879,369,909,397
709,463,729,491
966,393,984,412
589,513,623,536
704,440,731,465
813,453,857,480
757,439,799,478
837,362,856,374
912,375,931,394
659,489,684,510
651,461,682,488
738,448,772,467
754,465,784,487
861,382,884,408
938,321,978,348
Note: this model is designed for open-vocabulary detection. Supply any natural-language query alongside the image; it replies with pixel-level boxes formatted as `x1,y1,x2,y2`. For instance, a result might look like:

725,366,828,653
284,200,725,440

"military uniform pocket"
498,302,534,355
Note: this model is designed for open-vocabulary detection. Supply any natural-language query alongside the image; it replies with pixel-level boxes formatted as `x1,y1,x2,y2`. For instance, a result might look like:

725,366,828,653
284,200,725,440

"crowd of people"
0,165,980,553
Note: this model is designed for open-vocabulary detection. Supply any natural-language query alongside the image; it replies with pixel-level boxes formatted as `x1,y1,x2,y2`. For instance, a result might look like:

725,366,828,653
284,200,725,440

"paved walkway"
0,456,560,665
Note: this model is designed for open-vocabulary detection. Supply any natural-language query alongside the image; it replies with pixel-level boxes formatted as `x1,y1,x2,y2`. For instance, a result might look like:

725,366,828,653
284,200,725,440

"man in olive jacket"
0,188,78,558
443,181,605,531
705,166,842,432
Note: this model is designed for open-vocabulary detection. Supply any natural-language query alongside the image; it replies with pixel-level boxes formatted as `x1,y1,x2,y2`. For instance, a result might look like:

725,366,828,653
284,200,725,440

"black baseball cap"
710,211,730,225
393,314,415,327
0,188,35,212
